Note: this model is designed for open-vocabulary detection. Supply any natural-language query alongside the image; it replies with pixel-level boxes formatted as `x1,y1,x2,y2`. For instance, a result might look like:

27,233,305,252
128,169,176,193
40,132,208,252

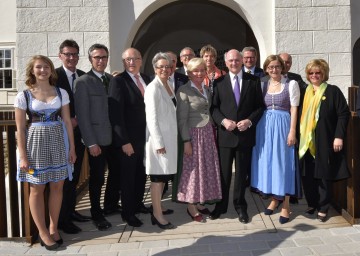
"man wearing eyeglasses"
108,48,151,227
74,44,113,231
177,47,195,76
241,46,265,78
56,39,91,234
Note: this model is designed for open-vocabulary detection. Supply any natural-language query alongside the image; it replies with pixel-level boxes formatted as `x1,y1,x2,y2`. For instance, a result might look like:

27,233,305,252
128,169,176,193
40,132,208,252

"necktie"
247,70,252,74
101,75,108,93
134,74,145,97
234,75,240,106
71,73,76,92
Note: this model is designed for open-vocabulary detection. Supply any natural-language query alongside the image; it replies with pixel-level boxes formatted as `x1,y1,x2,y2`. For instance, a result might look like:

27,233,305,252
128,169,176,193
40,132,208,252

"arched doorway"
353,38,360,86
131,1,259,75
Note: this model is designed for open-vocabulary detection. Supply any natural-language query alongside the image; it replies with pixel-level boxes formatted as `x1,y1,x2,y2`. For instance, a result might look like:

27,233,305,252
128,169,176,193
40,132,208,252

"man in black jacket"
56,39,91,234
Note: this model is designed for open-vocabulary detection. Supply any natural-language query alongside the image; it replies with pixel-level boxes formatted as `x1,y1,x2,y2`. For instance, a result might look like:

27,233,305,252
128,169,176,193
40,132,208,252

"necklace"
269,79,280,87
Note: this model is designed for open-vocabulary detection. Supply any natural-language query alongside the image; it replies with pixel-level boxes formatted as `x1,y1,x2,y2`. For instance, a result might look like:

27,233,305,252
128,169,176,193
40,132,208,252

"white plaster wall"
0,0,16,43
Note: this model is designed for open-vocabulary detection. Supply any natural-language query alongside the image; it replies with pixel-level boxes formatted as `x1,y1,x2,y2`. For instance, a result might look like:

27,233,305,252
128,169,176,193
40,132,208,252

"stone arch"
109,0,271,75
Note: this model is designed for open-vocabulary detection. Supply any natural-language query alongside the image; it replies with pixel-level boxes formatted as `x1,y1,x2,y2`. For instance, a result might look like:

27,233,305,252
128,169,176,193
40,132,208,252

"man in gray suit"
74,44,113,231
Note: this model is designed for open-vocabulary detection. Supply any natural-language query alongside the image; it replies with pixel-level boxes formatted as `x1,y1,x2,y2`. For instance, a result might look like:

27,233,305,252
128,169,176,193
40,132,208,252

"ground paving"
1,178,359,255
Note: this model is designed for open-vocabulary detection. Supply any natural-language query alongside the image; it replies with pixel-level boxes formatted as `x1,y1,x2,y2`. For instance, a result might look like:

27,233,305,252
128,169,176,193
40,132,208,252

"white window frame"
0,48,14,89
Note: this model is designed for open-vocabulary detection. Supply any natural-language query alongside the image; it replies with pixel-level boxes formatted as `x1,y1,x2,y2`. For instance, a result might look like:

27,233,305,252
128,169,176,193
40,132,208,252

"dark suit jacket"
211,72,265,148
242,66,265,78
175,66,186,76
108,71,150,149
74,70,113,147
173,72,189,93
56,66,85,117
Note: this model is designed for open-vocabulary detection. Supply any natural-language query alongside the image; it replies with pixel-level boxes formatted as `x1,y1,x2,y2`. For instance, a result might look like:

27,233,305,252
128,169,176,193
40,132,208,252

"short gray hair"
241,46,257,57
152,52,171,69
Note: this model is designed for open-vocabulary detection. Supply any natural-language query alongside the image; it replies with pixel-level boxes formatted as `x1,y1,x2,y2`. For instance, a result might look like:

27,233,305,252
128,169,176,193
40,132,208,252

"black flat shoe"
151,214,175,229
198,208,211,215
39,236,59,251
93,217,112,231
72,211,92,222
58,221,81,234
279,215,290,224
305,207,316,215
317,213,328,222
122,214,143,227
55,238,63,245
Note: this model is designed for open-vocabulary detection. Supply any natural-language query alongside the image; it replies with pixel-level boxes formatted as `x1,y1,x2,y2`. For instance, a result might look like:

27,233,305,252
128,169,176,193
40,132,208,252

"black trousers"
116,146,147,218
215,146,251,214
302,151,332,213
103,146,121,211
59,127,85,225
88,145,111,219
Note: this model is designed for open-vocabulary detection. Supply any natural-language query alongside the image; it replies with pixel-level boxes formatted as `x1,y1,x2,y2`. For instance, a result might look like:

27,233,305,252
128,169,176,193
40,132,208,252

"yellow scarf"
299,82,327,159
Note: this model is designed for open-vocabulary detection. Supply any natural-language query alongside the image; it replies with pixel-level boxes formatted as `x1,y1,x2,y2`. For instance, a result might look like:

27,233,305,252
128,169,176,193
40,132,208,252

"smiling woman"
14,55,76,250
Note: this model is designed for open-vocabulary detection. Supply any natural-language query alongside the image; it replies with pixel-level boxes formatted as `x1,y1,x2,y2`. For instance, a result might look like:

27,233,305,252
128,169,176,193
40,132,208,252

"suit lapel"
224,74,239,108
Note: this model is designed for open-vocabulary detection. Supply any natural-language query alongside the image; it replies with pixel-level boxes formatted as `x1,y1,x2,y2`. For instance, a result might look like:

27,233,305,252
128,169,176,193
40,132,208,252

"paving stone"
330,226,360,235
252,249,282,256
337,242,360,253
141,240,169,249
294,237,324,246
150,247,181,256
79,243,112,253
267,240,297,248
310,244,343,255
279,246,313,256
181,244,210,254
210,242,239,253
238,240,269,250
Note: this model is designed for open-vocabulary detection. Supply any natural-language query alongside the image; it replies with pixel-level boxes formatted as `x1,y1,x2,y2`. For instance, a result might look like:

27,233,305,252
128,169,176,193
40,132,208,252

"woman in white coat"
145,52,177,229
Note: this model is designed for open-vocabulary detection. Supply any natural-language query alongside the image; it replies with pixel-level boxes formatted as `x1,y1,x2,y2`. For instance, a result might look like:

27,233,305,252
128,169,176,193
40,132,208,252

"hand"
223,119,237,131
69,148,77,164
71,117,78,128
89,145,101,157
333,138,343,152
236,119,251,132
156,147,166,155
19,157,30,171
184,142,192,156
122,143,135,156
287,131,297,146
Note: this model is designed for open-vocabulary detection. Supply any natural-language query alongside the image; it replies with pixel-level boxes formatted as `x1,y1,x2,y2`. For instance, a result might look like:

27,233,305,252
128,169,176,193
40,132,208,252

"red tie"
134,74,145,97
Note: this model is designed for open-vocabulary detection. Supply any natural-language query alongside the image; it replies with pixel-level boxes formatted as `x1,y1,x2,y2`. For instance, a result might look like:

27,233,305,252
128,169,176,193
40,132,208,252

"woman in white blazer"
145,52,177,229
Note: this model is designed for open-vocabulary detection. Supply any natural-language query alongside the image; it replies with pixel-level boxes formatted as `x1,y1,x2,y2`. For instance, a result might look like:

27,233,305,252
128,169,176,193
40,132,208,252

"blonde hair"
305,59,329,82
186,58,206,72
25,55,57,88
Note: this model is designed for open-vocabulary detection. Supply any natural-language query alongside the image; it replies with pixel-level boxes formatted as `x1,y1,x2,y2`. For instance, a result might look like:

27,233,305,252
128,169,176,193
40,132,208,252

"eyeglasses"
92,56,108,61
308,72,322,76
124,57,141,63
243,56,255,60
155,65,171,70
267,65,282,70
181,54,194,58
61,52,79,57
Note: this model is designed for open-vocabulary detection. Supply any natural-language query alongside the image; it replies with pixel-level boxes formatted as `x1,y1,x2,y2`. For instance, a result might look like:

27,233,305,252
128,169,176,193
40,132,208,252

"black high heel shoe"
264,200,283,215
39,236,59,250
151,214,175,229
279,215,290,224
51,233,63,245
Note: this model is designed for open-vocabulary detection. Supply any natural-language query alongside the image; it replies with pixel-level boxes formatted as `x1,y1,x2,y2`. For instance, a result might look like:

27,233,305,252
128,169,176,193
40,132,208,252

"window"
0,49,13,89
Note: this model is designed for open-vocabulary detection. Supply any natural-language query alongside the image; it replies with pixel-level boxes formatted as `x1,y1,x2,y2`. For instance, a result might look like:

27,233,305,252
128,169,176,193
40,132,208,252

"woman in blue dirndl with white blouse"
251,55,300,224
14,55,76,250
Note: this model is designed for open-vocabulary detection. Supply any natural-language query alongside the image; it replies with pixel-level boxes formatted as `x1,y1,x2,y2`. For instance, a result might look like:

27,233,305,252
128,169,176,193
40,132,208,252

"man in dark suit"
74,44,113,231
108,48,150,227
167,51,189,93
241,46,265,78
176,47,195,76
56,39,91,234
210,49,265,223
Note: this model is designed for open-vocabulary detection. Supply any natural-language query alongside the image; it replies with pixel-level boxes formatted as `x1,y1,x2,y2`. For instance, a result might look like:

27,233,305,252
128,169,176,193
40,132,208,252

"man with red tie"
108,48,151,227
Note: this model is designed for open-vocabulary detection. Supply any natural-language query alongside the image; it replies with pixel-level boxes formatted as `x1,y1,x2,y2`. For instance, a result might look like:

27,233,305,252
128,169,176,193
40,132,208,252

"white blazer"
144,76,178,175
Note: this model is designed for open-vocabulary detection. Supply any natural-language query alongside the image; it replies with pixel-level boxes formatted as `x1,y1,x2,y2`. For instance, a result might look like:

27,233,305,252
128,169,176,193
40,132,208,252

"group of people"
14,40,350,250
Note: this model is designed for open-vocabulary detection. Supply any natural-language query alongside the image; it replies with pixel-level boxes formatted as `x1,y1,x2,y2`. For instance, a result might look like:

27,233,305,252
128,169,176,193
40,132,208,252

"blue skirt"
251,110,301,199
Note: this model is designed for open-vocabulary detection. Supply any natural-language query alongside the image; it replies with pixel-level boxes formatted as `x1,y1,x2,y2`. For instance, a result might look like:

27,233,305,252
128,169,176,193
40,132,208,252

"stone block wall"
16,0,110,91
275,0,351,96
